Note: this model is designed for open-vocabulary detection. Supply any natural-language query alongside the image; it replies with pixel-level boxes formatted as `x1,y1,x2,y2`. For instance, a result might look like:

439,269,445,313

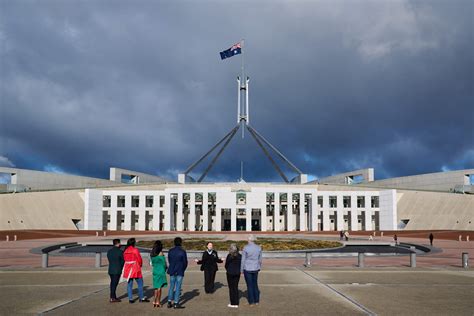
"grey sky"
0,0,473,182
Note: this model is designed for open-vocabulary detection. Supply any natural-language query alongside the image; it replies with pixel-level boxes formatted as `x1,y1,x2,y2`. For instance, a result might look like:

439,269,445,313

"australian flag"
220,42,242,60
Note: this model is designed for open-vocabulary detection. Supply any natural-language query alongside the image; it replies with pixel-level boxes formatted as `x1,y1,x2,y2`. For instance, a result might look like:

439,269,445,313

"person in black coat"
225,244,242,308
195,242,223,294
107,239,124,303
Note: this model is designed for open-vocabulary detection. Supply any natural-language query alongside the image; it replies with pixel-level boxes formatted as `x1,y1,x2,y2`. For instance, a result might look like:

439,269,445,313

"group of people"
339,230,350,241
107,235,262,309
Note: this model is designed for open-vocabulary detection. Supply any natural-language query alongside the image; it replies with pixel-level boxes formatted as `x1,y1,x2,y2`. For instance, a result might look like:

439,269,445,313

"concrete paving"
1,232,473,315
1,267,473,315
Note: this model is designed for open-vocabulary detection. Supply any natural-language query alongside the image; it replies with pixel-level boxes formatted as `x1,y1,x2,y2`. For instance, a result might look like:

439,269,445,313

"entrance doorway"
223,219,231,231
251,219,260,231
237,218,246,231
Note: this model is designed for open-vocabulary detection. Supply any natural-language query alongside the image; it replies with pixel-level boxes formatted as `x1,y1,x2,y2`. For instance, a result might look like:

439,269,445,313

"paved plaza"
0,232,473,315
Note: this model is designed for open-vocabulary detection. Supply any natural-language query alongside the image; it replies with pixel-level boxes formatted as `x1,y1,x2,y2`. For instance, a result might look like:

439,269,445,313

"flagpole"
241,38,245,86
241,38,245,138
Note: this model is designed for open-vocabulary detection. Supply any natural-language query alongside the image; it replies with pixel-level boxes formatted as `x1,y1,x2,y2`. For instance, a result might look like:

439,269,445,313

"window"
266,205,274,216
343,196,351,208
317,196,323,208
329,196,337,208
160,196,165,207
357,196,365,208
146,196,154,208
371,196,379,208
131,196,139,207
103,196,111,208
117,196,125,208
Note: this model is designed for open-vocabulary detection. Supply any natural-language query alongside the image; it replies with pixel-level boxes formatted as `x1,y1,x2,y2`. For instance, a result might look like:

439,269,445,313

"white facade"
84,184,397,232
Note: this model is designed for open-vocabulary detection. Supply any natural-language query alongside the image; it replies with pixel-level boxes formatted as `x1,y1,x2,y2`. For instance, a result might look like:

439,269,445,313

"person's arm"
240,248,246,273
119,250,125,269
183,250,188,271
216,251,223,263
258,248,262,269
196,251,204,265
137,248,143,267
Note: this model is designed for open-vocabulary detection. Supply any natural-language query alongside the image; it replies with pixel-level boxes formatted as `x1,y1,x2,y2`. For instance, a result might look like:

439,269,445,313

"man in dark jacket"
167,237,188,309
107,239,124,303
195,242,223,294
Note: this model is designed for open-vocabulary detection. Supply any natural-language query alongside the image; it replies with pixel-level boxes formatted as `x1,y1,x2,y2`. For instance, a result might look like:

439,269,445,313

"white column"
177,193,184,231
261,204,267,232
164,194,171,231
123,194,131,230
231,207,237,231
215,200,222,232
322,210,330,231
246,207,252,231
287,192,294,231
365,209,373,231
202,193,209,231
152,194,160,231
109,209,117,231
274,193,280,232
311,194,317,231
138,195,146,231
299,193,306,231
322,195,330,231
110,195,118,231
123,211,131,231
189,192,196,231
336,209,344,231
351,195,358,231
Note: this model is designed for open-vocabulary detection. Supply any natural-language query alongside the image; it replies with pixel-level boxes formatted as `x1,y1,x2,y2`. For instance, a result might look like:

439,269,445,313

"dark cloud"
0,0,473,182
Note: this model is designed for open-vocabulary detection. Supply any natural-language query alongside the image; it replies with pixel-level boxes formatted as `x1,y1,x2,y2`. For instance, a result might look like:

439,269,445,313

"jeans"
109,274,121,299
168,275,184,303
127,278,144,301
244,270,260,304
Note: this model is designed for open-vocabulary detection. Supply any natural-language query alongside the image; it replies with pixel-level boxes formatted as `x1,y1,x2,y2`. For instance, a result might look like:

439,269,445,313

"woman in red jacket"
122,238,149,303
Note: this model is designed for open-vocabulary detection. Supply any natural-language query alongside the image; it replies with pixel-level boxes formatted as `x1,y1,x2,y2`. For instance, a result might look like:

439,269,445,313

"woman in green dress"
150,240,167,308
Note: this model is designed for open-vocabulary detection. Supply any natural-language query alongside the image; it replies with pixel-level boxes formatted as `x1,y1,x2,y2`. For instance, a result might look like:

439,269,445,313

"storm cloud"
0,0,473,182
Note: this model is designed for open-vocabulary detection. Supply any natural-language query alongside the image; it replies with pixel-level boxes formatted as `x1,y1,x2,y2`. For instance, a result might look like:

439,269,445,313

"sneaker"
139,298,150,303
129,300,135,304
227,304,238,308
167,301,173,308
174,303,185,309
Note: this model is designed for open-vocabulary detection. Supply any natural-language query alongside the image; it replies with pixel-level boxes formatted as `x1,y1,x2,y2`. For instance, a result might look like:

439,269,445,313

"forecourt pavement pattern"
1,267,473,315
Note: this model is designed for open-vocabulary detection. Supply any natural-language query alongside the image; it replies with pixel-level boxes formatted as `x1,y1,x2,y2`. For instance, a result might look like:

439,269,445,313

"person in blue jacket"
167,237,188,309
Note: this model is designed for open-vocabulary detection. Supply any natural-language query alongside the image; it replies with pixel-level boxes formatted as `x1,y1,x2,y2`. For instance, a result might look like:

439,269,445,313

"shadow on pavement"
180,289,200,305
